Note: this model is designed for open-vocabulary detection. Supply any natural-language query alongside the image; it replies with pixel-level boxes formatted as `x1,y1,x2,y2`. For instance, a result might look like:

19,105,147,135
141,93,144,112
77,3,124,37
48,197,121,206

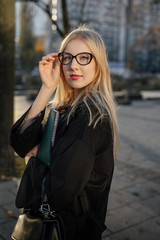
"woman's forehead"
64,38,92,54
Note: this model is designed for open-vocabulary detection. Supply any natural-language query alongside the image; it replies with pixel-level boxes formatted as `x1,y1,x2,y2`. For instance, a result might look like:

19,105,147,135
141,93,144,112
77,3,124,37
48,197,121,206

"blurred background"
0,0,160,239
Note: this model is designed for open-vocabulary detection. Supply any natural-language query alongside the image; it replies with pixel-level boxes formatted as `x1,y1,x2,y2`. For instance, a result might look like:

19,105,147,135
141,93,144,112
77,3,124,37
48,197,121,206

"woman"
10,25,119,240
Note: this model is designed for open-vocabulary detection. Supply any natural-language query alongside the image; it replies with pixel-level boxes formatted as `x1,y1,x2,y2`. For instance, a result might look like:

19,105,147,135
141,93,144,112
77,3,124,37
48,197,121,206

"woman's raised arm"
20,53,60,131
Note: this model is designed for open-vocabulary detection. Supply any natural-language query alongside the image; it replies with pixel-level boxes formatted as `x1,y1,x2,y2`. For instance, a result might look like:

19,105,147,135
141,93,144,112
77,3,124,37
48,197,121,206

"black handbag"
11,109,65,240
11,205,64,240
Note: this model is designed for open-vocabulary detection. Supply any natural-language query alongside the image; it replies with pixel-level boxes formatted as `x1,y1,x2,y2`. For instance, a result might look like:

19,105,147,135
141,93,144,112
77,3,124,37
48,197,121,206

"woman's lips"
70,74,82,80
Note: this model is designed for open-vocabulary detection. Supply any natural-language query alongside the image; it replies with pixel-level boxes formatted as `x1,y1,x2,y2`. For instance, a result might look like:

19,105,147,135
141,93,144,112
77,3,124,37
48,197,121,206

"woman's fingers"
42,56,54,62
39,53,60,88
39,60,50,65
42,53,58,62
24,145,39,165
40,54,59,68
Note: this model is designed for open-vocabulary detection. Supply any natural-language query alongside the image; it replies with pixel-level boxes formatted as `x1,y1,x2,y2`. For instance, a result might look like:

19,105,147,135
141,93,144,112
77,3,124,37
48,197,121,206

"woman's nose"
70,57,79,70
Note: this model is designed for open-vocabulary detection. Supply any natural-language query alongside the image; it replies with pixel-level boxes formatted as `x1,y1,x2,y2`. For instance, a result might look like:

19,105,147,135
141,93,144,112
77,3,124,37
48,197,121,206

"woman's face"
62,38,96,97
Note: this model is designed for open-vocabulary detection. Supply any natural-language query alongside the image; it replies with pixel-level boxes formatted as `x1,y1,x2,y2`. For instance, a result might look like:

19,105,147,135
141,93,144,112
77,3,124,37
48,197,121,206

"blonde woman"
10,25,119,240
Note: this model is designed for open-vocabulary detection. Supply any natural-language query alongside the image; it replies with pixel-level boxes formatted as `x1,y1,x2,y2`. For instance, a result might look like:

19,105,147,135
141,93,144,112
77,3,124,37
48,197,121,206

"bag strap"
37,108,66,239
37,108,59,203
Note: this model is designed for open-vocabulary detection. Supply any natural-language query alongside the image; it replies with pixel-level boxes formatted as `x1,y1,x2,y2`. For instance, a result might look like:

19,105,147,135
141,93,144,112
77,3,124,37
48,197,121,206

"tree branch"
78,0,88,25
16,0,64,37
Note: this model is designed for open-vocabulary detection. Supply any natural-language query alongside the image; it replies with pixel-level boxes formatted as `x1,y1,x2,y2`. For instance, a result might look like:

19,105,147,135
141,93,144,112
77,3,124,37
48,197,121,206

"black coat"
10,101,114,240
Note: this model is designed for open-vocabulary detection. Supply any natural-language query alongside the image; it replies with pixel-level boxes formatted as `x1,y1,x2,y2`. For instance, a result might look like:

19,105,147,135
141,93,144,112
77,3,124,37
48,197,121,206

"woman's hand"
39,53,60,90
22,53,61,127
24,145,38,165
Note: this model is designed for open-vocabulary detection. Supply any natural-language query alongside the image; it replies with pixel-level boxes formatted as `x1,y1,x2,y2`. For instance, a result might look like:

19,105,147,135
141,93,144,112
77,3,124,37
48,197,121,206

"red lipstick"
70,74,82,80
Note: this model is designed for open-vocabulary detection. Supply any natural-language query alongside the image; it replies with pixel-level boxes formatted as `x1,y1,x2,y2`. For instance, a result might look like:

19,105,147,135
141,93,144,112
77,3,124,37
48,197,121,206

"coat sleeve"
45,109,114,210
10,107,45,158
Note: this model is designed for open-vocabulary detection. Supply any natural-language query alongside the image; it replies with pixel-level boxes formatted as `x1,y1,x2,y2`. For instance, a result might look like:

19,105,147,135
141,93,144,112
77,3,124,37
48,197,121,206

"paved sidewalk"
103,100,160,240
0,180,20,240
0,96,160,239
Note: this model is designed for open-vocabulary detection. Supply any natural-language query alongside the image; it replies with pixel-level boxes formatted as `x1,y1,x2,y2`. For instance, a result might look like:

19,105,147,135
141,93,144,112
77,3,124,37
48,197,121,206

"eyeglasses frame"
58,52,94,66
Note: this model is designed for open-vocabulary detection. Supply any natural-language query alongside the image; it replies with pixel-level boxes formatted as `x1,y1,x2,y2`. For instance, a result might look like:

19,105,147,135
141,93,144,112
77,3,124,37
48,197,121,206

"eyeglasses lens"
58,53,72,65
77,53,91,65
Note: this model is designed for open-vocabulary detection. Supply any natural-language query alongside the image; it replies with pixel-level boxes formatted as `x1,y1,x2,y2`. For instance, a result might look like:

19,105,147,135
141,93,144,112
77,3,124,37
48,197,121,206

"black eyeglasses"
58,52,94,66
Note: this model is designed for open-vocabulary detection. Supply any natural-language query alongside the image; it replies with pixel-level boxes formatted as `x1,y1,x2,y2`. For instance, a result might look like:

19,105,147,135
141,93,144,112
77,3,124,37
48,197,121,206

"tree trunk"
61,0,70,36
0,0,15,175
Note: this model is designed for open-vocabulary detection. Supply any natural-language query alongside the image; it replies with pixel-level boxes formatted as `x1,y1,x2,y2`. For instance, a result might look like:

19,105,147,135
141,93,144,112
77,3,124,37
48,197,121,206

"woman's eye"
81,56,88,59
80,56,89,61
63,56,72,61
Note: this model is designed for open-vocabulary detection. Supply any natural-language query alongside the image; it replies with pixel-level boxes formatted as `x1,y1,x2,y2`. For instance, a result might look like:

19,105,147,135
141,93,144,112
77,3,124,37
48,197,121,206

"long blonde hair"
51,25,119,158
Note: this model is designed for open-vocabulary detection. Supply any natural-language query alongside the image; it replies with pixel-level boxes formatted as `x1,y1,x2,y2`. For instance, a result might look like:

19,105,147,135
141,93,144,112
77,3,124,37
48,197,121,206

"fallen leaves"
7,210,14,218
136,227,142,232
149,187,158,193
117,199,129,204
115,190,122,195
122,219,128,223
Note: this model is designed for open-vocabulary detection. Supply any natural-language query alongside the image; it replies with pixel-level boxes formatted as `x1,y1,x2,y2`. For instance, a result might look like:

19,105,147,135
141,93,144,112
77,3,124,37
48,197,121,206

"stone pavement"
0,96,160,240
103,100,160,240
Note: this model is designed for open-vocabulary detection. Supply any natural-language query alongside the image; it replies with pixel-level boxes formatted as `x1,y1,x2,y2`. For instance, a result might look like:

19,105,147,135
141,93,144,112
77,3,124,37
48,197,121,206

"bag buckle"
39,203,56,218
50,210,56,218
39,203,50,217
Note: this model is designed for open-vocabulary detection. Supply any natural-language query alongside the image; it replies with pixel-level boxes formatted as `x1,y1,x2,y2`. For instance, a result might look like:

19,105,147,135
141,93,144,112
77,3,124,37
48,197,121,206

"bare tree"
0,0,15,175
16,0,89,37
16,0,69,37
19,2,45,72
125,0,160,72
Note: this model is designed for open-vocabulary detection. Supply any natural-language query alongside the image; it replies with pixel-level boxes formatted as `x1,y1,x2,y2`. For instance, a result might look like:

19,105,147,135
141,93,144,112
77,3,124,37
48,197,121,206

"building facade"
66,0,160,73
47,0,160,74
